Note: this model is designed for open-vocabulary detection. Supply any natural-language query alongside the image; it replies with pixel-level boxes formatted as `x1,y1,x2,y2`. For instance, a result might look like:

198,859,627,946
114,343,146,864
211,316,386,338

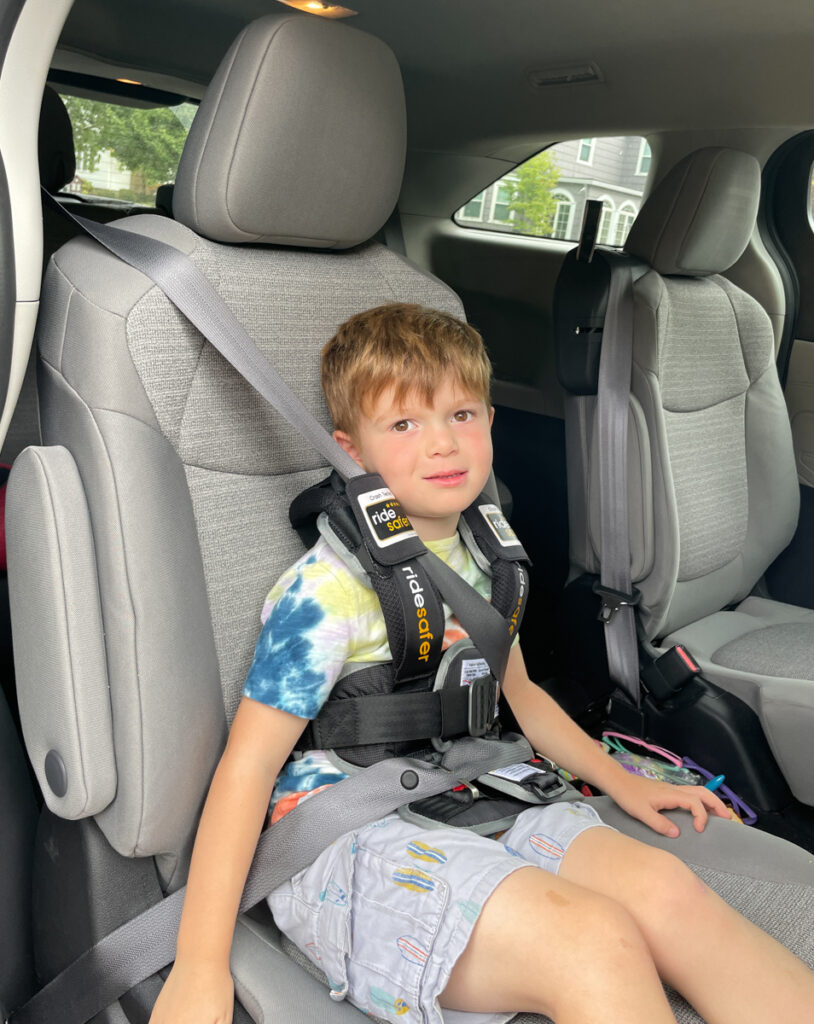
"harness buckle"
592,580,641,624
468,674,499,737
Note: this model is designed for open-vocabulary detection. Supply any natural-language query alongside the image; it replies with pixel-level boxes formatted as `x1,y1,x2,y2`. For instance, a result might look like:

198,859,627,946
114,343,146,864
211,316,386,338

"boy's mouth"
424,470,467,486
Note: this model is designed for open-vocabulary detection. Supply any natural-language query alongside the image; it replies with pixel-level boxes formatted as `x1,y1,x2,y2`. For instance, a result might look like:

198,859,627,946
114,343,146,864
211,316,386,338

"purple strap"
682,757,757,825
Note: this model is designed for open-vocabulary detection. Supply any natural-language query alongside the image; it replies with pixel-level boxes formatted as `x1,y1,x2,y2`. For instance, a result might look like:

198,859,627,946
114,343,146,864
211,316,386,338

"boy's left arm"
501,645,731,838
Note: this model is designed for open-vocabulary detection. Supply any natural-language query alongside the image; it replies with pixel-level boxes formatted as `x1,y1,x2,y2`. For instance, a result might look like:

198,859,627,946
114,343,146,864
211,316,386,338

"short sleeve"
243,553,353,719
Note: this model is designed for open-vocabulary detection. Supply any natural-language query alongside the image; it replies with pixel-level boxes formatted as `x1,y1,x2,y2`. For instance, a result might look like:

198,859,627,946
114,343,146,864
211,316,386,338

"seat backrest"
9,11,465,881
562,147,800,640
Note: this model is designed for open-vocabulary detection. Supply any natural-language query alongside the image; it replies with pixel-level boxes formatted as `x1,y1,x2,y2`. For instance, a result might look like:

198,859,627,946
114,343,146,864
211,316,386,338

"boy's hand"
149,958,234,1024
603,770,732,838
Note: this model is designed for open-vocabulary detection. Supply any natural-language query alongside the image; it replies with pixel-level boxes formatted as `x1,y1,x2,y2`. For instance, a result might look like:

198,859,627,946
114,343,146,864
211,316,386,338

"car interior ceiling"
2,0,814,1021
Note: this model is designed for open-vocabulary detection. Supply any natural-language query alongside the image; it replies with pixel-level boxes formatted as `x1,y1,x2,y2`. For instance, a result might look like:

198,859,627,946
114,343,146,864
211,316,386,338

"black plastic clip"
642,644,700,701
593,580,641,624
468,674,498,737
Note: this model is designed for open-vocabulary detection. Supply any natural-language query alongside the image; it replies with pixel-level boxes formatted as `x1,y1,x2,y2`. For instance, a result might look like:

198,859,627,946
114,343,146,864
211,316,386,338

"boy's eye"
392,419,413,433
452,409,474,422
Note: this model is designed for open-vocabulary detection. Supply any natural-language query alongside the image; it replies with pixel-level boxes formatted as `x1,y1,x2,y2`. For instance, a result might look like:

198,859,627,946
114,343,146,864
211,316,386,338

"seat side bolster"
7,445,116,818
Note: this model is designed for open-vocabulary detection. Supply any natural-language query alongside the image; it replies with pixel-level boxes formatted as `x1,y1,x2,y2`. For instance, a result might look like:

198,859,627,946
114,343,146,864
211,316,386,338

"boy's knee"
639,847,709,919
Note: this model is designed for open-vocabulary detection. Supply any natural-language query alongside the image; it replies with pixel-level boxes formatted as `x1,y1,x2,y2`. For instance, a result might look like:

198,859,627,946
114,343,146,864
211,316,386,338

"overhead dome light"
276,0,357,17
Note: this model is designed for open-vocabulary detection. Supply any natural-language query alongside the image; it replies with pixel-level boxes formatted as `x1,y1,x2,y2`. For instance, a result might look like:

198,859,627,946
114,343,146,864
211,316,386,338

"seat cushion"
665,596,814,804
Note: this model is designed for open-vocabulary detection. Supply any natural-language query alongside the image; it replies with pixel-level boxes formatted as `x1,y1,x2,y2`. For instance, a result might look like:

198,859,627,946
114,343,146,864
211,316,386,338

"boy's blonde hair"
322,303,492,433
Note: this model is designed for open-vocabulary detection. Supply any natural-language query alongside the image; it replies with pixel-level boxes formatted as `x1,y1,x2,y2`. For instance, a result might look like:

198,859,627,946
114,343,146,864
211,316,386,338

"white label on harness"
489,763,546,782
478,503,520,548
460,657,490,687
356,486,418,548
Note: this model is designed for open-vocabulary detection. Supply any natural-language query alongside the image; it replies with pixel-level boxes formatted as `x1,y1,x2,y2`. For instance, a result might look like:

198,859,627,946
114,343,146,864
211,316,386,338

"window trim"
595,195,615,245
636,138,652,177
551,188,576,239
489,177,515,224
612,200,638,246
458,190,486,222
577,138,595,166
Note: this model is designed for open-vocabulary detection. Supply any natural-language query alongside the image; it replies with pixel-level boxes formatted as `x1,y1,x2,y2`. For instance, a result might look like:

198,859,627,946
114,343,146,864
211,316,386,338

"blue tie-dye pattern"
243,565,333,719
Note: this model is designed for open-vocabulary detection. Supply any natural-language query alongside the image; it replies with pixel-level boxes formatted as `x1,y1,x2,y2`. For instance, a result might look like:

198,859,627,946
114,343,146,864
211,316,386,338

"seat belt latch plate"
593,580,641,624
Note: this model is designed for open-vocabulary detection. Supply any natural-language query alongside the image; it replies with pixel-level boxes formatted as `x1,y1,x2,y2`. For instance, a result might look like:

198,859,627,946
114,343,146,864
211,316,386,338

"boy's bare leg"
439,865,676,1024
559,828,814,1024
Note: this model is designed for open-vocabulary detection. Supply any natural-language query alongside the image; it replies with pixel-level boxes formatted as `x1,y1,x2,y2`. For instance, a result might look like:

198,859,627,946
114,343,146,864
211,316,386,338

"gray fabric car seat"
565,146,814,805
6,21,814,1024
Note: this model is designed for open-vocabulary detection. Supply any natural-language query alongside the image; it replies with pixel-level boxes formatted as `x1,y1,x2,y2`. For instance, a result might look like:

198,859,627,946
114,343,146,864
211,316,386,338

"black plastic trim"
47,68,197,107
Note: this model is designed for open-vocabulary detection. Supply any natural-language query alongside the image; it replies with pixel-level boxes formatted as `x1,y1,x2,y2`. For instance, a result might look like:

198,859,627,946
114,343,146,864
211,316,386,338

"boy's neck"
410,511,461,543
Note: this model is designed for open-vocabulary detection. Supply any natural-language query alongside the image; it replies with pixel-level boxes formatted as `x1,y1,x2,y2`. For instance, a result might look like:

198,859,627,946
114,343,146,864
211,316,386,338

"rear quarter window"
455,136,651,247
59,93,196,206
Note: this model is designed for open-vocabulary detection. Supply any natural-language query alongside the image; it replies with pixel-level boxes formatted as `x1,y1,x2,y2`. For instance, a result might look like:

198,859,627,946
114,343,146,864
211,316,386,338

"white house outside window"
596,198,615,244
578,138,595,164
636,139,652,176
613,202,638,246
552,190,575,239
490,181,513,222
460,192,485,220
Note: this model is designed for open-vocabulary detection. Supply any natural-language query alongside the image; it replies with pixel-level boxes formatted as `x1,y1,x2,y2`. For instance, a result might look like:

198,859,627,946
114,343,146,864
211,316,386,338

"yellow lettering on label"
419,641,430,656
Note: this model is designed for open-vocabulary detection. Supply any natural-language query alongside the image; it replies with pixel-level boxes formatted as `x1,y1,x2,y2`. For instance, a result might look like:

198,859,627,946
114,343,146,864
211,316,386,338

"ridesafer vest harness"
288,470,568,833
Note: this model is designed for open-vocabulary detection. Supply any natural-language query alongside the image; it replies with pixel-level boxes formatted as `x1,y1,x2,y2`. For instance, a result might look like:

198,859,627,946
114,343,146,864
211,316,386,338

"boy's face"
334,373,495,541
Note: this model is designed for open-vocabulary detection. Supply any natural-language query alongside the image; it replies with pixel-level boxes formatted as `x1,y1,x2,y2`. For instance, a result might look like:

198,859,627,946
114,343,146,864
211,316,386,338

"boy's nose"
427,422,458,456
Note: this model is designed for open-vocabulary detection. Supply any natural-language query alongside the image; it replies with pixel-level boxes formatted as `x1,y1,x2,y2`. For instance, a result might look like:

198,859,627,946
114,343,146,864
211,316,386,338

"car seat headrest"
39,85,76,193
624,147,760,276
173,11,406,249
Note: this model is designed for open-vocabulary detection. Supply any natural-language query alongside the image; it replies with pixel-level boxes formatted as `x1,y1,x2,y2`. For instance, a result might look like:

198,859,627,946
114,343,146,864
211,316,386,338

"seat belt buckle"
592,580,641,624
642,644,700,701
468,674,499,737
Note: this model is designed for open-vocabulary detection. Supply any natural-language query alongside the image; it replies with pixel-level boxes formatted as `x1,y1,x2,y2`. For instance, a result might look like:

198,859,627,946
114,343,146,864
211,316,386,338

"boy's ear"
489,406,495,428
333,429,365,468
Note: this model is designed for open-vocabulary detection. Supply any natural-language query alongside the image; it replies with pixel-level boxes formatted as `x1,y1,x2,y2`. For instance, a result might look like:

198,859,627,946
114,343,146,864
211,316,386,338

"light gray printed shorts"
268,800,613,1024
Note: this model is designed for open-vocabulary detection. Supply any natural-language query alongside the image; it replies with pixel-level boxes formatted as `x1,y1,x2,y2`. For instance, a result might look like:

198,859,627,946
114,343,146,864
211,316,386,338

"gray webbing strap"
10,735,532,1024
56,204,513,682
595,261,640,705
51,206,363,482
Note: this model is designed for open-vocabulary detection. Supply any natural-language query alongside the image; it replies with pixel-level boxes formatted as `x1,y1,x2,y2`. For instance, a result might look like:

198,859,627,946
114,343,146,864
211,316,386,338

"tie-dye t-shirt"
242,532,494,820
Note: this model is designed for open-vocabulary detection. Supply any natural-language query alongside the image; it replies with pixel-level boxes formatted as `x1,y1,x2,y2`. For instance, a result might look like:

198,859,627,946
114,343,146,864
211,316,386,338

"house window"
490,181,513,222
636,139,652,176
459,191,485,220
577,138,595,164
596,199,615,244
613,202,638,246
551,190,575,239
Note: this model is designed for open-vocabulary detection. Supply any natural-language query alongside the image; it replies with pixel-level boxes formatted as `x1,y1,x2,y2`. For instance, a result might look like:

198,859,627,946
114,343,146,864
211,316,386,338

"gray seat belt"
44,200,513,683
9,199,527,1023
9,735,532,1024
592,258,641,708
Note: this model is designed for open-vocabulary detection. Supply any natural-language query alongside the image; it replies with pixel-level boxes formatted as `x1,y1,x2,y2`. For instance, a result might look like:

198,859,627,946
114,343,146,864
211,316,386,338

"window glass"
59,93,197,206
492,181,513,222
636,140,652,176
454,136,651,247
578,138,595,164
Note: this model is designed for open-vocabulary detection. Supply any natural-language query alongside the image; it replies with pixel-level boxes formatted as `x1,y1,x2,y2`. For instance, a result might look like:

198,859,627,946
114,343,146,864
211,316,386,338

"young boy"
151,304,814,1024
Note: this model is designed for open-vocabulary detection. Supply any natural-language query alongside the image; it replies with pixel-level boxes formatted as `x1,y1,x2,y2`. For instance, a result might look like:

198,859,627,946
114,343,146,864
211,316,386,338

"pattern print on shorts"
397,935,429,966
369,986,410,1016
392,867,436,893
406,840,448,865
528,833,565,860
319,879,348,905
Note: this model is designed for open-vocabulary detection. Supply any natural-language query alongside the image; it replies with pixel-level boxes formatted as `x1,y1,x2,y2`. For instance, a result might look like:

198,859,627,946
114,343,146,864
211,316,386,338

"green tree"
505,150,561,236
61,95,194,202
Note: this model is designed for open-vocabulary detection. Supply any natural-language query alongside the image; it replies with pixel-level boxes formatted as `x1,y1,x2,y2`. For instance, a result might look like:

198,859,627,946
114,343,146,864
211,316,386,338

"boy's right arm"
149,696,307,1024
